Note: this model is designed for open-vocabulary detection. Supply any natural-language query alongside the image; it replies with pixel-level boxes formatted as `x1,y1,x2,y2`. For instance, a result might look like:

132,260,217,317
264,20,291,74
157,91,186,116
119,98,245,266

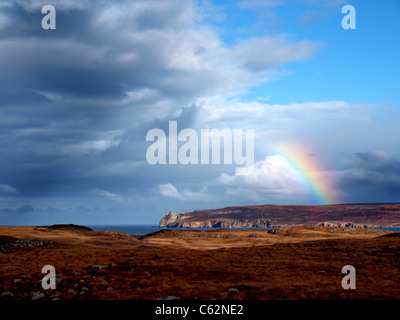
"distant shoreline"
2,224,400,236
87,224,400,236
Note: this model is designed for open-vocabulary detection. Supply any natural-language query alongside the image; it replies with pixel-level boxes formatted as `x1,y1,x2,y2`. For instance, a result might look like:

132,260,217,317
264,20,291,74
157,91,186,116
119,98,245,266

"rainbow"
273,142,339,205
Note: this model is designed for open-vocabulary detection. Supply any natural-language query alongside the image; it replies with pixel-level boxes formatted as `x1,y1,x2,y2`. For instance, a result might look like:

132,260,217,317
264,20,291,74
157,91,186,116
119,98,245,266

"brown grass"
1,225,399,300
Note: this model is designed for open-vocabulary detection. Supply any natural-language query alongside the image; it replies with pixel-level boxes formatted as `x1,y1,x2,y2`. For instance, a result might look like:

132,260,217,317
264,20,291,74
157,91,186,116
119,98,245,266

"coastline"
89,224,400,235
2,224,400,236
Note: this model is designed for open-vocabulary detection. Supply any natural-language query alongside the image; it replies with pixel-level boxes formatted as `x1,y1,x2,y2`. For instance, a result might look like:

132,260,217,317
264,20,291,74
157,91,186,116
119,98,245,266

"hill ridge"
159,203,400,229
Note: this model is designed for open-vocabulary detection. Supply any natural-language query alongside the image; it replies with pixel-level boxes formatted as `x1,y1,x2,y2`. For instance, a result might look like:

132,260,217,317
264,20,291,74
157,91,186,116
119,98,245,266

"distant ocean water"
87,225,265,235
87,225,272,235
374,227,400,232
88,225,162,235
87,225,400,236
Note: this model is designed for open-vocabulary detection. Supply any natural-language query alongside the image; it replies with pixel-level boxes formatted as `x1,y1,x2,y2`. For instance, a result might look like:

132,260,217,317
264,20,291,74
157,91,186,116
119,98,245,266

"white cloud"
232,36,323,72
238,0,346,8
11,0,89,11
217,155,308,201
237,0,285,8
195,99,399,158
0,184,18,194
158,183,213,201
158,183,181,198
93,188,125,202
0,13,11,30
201,100,352,123
61,130,123,155
215,155,346,204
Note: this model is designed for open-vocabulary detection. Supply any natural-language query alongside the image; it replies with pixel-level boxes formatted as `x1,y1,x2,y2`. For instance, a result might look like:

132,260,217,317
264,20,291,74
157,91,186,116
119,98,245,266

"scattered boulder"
0,238,57,252
248,233,261,238
1,291,13,298
91,264,110,269
0,235,18,245
224,287,240,295
80,287,89,295
227,287,240,294
155,295,180,300
31,292,44,300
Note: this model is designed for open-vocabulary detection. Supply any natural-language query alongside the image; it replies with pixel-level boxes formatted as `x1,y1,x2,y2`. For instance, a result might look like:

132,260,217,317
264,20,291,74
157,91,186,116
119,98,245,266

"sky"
0,0,400,226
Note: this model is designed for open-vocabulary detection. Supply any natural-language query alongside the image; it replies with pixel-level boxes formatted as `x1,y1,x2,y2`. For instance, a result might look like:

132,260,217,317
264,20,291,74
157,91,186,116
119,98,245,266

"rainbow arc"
274,142,339,205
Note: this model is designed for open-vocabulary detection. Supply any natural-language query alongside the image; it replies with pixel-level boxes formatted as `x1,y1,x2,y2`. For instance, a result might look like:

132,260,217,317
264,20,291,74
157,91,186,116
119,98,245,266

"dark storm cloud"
351,152,400,172
0,87,50,106
0,3,92,40
0,0,224,104
0,0,213,196
0,205,35,214
340,152,400,202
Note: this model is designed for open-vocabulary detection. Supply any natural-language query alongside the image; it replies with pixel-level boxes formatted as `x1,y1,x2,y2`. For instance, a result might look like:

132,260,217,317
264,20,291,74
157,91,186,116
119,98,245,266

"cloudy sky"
1,0,400,225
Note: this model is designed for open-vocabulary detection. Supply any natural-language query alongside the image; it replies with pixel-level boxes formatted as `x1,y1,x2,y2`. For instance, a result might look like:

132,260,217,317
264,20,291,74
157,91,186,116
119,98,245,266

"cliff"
159,203,400,229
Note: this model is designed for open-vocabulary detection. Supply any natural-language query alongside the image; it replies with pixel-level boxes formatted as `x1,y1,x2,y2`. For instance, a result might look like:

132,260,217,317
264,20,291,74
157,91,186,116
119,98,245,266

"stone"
91,264,109,269
1,291,13,298
248,233,261,238
31,292,45,300
155,295,180,300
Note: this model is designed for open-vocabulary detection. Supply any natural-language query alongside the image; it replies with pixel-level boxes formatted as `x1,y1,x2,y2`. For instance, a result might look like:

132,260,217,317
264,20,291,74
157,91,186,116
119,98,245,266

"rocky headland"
159,203,400,229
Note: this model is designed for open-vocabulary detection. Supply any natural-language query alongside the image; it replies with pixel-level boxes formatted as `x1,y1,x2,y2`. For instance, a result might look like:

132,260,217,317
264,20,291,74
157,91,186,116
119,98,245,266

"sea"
88,225,163,235
86,225,400,236
87,225,267,235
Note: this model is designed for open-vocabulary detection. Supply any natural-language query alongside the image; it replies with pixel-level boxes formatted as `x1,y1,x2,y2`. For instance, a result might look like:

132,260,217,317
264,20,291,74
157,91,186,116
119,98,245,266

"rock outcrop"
159,211,182,228
42,224,93,231
159,203,400,229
